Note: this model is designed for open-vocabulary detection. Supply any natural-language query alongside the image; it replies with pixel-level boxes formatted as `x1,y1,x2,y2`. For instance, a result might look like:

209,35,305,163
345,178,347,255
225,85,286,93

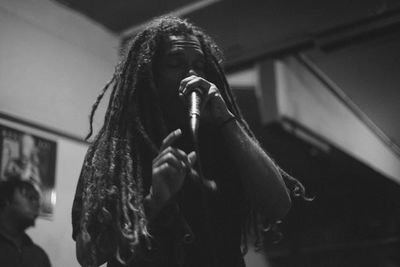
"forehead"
162,35,203,54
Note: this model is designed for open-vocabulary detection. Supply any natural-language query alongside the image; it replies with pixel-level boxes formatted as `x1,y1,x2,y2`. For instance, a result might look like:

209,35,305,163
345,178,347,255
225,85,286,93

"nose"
182,69,198,81
188,69,198,77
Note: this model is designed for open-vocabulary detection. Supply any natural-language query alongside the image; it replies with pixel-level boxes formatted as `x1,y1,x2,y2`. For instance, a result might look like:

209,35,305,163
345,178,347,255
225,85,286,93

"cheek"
158,70,184,98
14,196,39,212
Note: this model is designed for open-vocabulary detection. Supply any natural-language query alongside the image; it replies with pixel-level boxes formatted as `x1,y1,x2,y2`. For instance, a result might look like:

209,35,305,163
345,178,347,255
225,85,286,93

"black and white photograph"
1,0,399,267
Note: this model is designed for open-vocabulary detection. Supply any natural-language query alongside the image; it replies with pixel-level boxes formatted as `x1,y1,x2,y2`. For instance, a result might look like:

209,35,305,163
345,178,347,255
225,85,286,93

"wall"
29,137,88,267
0,0,118,138
0,0,118,266
275,56,400,183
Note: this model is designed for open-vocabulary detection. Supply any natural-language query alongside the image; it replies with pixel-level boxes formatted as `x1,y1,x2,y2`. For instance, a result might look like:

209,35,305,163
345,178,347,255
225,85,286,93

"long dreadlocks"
78,16,309,266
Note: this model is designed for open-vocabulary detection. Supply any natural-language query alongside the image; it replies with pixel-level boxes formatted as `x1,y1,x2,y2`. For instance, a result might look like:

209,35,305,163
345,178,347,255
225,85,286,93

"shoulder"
30,241,52,267
19,234,52,267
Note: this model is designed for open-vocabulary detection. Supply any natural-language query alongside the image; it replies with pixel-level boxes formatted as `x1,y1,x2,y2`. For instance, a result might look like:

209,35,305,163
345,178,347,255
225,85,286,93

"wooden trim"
0,111,88,145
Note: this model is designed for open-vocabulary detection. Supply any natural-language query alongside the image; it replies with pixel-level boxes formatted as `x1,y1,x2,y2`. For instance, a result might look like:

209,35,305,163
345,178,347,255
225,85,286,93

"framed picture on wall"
0,123,57,218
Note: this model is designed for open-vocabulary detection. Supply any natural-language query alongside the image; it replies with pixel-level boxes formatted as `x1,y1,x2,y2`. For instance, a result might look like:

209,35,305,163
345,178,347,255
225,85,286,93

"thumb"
188,151,197,167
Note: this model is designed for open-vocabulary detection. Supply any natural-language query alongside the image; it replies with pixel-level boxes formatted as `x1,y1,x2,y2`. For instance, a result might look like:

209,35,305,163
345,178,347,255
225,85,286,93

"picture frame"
0,120,57,219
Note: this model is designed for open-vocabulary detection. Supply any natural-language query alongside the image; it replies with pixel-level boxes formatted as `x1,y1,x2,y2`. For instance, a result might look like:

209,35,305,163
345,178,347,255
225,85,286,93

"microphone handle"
187,89,218,193
189,90,202,141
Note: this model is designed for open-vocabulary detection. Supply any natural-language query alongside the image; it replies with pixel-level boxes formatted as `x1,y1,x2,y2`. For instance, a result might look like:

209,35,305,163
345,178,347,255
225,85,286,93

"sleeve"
43,250,52,267
34,244,52,267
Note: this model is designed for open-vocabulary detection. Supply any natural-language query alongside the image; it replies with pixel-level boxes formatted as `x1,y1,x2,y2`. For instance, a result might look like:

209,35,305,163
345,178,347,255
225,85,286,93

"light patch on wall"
275,56,400,184
227,67,257,87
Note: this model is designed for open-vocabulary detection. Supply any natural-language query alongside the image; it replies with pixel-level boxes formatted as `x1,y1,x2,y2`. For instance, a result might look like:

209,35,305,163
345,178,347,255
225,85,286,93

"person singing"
72,16,306,267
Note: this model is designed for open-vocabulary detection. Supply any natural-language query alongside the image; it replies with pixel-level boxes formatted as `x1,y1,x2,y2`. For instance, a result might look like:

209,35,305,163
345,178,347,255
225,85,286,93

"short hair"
0,179,39,211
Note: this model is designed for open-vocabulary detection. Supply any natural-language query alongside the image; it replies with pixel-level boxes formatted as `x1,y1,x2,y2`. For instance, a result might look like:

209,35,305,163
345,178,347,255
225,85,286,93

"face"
8,185,40,228
153,34,206,130
20,134,35,163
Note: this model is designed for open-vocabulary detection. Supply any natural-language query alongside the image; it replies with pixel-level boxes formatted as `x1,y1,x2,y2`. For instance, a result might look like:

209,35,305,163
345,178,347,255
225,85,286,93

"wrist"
144,191,177,227
144,190,163,220
214,108,235,125
218,115,237,129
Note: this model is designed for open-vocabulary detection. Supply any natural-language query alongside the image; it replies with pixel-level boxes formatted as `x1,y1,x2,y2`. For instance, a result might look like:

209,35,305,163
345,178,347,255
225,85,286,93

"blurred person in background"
0,179,51,267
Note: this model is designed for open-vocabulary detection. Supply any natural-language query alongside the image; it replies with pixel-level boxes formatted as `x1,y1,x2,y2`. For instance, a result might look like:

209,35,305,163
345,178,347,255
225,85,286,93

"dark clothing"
0,231,51,267
72,129,247,267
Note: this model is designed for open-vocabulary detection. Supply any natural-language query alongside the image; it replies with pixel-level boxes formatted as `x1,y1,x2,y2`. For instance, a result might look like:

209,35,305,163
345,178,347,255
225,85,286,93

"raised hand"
150,129,196,209
178,70,235,126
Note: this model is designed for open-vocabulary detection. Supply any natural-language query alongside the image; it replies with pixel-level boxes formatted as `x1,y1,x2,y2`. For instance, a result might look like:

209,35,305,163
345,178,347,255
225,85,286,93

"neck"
0,216,25,240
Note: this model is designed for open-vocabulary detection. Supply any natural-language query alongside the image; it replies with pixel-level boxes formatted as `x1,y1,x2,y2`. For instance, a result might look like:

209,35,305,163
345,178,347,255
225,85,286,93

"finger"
154,147,191,167
160,129,182,151
157,147,188,163
179,75,197,95
204,180,218,192
153,152,187,171
180,69,203,88
181,78,209,96
153,162,180,177
188,151,197,167
201,86,227,114
188,168,200,182
179,74,207,94
208,86,221,99
187,169,217,192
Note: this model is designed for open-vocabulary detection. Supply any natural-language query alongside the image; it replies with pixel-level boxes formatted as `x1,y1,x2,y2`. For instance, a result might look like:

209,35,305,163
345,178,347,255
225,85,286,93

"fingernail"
175,129,182,135
189,151,197,162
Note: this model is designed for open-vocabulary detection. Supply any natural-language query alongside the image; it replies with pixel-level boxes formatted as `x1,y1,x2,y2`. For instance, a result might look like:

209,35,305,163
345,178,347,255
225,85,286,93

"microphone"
186,88,218,193
188,88,203,141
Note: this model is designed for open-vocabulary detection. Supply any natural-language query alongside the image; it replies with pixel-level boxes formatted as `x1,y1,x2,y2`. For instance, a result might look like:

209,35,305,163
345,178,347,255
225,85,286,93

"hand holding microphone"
178,72,208,141
179,71,234,140
178,71,231,194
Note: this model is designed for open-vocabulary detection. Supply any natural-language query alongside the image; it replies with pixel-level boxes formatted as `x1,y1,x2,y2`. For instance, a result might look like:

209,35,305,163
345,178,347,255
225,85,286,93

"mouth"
30,209,40,219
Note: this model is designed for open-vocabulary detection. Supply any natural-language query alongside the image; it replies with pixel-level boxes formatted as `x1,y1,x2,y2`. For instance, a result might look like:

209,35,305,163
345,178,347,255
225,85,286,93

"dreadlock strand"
102,82,120,134
112,138,128,216
210,56,246,123
134,148,152,244
278,167,313,201
145,81,169,146
106,63,135,136
86,74,116,140
125,126,147,233
205,51,311,250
